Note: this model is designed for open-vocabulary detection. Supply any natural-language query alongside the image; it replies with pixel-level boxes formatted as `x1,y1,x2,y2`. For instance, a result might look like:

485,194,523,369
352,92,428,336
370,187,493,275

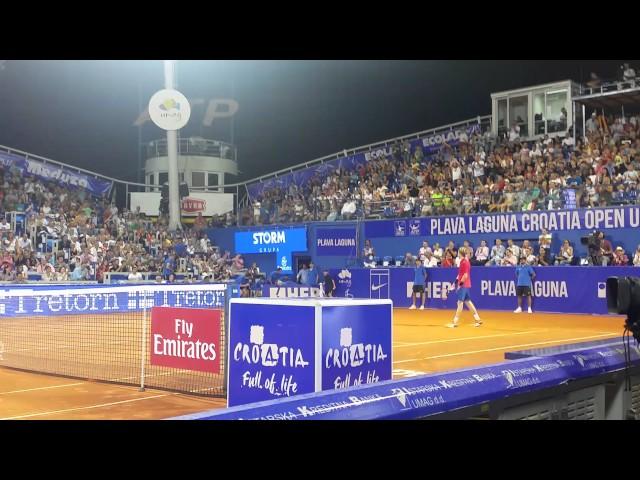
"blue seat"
373,256,381,266
395,255,404,266
382,256,393,266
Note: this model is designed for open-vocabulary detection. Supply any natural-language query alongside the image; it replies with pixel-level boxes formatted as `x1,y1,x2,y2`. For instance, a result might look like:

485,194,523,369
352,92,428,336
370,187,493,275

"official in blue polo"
409,258,428,310
514,256,536,314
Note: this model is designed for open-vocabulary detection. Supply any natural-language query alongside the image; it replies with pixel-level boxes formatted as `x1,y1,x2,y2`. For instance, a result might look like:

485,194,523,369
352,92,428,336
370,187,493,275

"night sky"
0,60,630,184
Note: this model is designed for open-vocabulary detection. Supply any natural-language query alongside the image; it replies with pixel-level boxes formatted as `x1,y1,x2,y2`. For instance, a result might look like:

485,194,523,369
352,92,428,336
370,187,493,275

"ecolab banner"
365,205,640,238
315,228,357,256
150,307,221,374
319,266,635,315
130,192,234,217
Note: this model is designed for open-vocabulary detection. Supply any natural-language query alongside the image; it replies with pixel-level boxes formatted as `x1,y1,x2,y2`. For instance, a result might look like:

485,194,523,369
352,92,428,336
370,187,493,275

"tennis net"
0,284,228,396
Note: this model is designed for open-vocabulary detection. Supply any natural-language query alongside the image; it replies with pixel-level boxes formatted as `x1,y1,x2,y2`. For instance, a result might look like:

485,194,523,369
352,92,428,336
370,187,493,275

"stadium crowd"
244,112,640,226
0,165,246,283
362,231,640,269
3,106,640,284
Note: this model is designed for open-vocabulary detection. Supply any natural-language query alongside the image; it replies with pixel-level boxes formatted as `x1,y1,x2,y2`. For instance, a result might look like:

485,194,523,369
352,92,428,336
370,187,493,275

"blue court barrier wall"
170,339,640,420
261,266,640,315
206,205,640,274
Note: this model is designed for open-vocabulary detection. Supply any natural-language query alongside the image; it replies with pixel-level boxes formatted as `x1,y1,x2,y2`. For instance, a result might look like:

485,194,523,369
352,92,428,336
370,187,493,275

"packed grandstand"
2,77,640,290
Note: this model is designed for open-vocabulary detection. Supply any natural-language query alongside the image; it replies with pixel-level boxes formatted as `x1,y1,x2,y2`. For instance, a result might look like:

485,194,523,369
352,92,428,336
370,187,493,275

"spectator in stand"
538,245,551,266
486,239,506,266
509,122,520,142
418,240,431,260
432,243,443,264
612,246,629,266
501,248,518,266
600,232,614,266
423,250,438,267
341,196,357,220
633,246,640,267
586,112,599,134
538,228,552,248
507,239,520,260
472,240,489,266
128,266,143,281
444,241,457,262
441,251,454,267
403,251,416,266
363,239,375,258
363,239,376,267
555,240,574,265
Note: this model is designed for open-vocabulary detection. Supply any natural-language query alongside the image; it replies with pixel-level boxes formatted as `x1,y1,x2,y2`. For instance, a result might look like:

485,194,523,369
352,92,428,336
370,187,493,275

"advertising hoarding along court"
150,307,222,374
234,227,307,272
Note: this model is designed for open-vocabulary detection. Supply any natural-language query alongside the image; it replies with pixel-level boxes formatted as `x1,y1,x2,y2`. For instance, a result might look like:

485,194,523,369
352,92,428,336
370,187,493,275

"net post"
140,291,148,392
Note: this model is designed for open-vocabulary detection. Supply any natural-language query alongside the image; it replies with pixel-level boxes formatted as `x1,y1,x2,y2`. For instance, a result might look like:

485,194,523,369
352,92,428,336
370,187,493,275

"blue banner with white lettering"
259,266,637,315
321,303,392,391
0,284,226,317
0,151,113,197
174,339,640,420
234,227,308,272
227,301,316,407
365,205,640,238
315,228,357,256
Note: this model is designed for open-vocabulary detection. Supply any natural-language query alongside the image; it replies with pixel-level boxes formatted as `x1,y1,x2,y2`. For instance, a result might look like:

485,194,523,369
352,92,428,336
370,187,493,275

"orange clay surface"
0,308,622,419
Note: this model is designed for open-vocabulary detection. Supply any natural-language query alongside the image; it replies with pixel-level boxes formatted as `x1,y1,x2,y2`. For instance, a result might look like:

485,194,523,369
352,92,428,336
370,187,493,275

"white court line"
393,333,619,365
0,393,171,420
394,330,543,348
0,382,86,395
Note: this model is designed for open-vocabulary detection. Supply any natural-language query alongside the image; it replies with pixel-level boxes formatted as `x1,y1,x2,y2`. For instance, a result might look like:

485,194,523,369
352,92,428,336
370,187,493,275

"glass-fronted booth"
492,80,579,140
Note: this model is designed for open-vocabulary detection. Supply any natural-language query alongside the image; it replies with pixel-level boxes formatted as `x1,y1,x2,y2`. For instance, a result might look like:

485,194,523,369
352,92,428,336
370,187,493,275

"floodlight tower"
164,60,181,231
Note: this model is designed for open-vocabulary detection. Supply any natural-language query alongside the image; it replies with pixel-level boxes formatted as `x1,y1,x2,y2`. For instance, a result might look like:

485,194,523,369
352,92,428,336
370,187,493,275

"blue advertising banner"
234,227,308,272
0,151,113,197
227,301,317,407
321,303,392,391
174,340,639,420
316,266,638,315
315,228,357,256
0,284,227,317
365,205,640,238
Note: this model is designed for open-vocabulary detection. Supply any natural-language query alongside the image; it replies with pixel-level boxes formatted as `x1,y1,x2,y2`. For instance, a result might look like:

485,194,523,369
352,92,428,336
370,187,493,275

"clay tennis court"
0,308,623,419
